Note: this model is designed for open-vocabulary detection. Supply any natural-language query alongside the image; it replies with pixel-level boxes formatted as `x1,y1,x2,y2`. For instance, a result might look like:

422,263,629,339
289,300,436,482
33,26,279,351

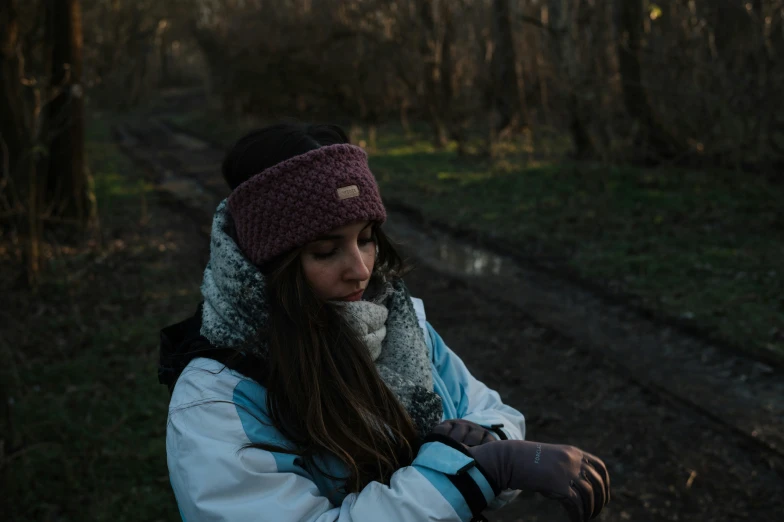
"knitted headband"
227,143,387,265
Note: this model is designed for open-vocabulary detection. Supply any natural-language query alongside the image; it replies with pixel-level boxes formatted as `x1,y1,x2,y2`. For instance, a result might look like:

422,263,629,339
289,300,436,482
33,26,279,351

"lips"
340,289,364,301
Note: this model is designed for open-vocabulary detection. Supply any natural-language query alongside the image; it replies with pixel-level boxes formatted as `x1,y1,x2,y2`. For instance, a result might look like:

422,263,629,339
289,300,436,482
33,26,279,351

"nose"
344,243,372,281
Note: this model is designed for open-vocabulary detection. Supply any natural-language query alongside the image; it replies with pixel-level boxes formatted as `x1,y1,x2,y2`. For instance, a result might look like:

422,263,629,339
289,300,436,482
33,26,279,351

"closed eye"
313,237,376,260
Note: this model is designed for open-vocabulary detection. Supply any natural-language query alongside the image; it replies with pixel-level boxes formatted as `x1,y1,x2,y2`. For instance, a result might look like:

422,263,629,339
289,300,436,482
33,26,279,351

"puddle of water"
382,210,569,320
384,213,507,277
436,242,505,276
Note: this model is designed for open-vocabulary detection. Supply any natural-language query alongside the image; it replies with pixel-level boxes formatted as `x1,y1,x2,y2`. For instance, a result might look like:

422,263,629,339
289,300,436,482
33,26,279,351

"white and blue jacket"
166,296,526,521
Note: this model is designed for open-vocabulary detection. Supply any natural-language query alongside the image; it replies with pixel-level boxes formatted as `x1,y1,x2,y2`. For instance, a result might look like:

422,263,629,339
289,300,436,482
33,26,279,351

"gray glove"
468,440,610,522
429,419,498,446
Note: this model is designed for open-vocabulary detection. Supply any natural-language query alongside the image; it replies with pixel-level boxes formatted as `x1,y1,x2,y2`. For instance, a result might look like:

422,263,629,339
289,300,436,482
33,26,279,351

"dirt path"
116,115,784,521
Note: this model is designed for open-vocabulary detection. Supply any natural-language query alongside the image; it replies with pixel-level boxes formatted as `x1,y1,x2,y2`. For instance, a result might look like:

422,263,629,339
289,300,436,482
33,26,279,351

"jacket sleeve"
425,321,526,441
425,320,527,510
166,362,497,522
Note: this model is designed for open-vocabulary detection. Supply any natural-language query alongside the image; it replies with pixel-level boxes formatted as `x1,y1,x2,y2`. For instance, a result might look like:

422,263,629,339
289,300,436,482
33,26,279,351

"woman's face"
301,219,376,301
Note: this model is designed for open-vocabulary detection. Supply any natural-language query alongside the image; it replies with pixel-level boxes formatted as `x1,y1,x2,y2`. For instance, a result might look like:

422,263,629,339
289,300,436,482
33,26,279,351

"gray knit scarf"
199,200,443,436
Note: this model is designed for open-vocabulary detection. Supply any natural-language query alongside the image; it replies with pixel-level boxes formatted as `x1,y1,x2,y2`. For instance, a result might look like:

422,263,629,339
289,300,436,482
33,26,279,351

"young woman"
159,123,610,522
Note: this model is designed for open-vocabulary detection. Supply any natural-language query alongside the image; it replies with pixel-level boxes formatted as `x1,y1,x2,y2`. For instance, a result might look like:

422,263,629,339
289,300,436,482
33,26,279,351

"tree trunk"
769,8,784,159
440,3,469,154
491,0,527,136
749,0,773,167
419,0,449,148
191,25,231,115
42,0,90,227
536,5,551,127
617,0,683,161
0,0,30,193
1,0,46,284
550,0,595,159
128,44,150,107
399,97,411,137
568,92,593,159
159,26,170,87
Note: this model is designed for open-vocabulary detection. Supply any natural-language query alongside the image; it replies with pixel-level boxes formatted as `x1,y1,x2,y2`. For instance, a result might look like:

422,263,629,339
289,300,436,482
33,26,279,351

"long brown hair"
236,222,421,495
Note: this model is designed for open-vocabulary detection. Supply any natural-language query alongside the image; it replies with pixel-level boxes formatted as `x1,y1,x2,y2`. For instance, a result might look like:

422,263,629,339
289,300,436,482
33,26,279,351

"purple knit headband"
227,143,387,265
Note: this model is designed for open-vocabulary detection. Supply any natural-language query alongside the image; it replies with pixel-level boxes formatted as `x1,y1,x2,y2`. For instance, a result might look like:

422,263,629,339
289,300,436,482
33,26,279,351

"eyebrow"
312,222,373,242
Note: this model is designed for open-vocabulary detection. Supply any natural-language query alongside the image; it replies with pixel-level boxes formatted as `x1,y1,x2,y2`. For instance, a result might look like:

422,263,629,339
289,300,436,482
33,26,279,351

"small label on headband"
337,185,360,200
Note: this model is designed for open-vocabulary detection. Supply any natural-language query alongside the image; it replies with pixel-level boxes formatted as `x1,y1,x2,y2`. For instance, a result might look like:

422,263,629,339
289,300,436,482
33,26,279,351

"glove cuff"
487,423,508,440
421,432,502,503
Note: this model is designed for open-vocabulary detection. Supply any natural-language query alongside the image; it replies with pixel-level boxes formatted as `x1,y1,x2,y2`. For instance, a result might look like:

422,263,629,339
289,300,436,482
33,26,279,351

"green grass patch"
2,111,200,521
369,132,784,361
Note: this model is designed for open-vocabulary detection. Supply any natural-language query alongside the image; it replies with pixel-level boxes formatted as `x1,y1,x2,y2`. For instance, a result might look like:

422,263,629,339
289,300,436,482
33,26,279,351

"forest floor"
2,90,783,521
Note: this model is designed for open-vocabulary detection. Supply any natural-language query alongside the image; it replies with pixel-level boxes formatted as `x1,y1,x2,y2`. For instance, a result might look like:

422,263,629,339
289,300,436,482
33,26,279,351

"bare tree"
491,0,527,137
617,0,684,162
0,0,31,192
1,0,45,283
548,0,595,159
417,0,455,148
40,0,91,226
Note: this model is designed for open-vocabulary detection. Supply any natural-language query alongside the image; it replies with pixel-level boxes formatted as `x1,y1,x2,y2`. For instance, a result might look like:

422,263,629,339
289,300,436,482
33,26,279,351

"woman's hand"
467,440,610,522
429,419,498,446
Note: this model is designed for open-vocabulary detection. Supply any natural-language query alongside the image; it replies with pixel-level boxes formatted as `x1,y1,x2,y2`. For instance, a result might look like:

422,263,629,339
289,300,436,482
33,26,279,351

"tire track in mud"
402,266,783,522
115,117,784,521
381,204,784,459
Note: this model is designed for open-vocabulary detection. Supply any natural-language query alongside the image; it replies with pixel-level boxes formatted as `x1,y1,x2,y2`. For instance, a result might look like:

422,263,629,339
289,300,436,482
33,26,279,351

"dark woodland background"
2,1,783,521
